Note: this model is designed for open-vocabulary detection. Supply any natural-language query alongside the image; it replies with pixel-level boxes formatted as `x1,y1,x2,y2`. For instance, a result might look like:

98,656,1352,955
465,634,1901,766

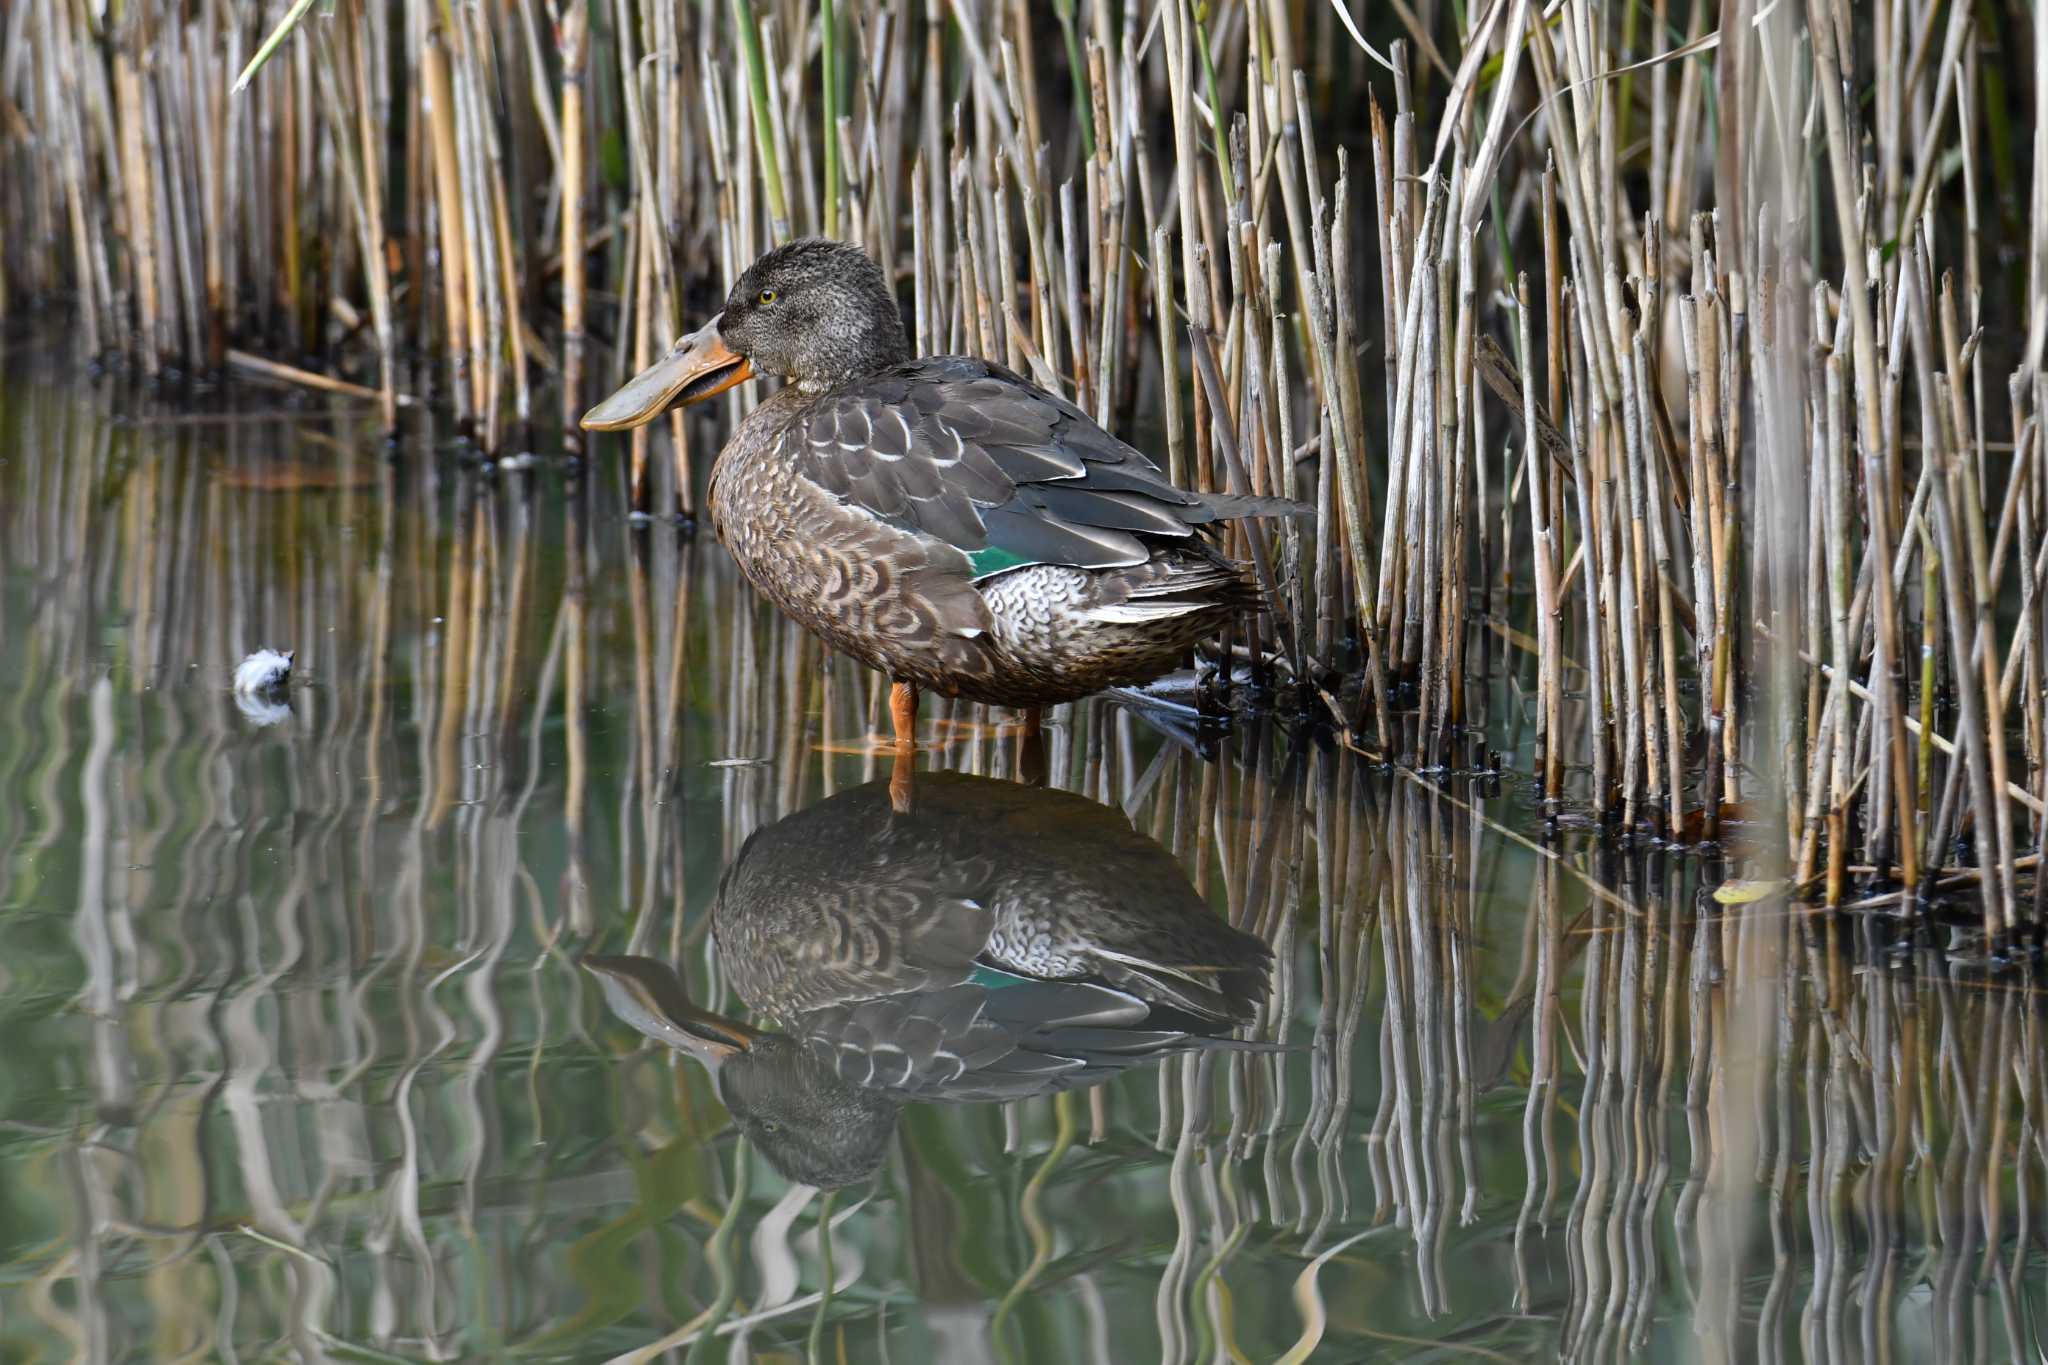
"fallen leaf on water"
1713,878,1787,905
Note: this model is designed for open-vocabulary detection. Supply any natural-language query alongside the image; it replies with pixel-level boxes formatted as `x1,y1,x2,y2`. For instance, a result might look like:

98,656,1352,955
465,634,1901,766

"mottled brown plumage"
586,238,1306,709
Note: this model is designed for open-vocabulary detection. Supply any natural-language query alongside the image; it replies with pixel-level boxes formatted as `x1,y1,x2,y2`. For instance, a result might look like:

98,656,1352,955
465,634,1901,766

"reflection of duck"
586,773,1276,1188
581,238,1301,750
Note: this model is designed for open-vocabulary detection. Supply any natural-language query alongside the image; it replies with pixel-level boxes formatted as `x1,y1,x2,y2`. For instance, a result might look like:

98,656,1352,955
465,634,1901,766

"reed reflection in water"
0,370,2043,1361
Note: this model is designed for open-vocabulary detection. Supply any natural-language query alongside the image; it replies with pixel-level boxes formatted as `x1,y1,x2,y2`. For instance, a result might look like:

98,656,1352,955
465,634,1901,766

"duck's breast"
709,396,998,692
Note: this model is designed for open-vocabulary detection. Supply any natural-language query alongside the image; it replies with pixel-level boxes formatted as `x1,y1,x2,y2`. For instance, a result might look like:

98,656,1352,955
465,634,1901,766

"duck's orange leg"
891,681,920,746
1018,706,1046,787
889,682,918,812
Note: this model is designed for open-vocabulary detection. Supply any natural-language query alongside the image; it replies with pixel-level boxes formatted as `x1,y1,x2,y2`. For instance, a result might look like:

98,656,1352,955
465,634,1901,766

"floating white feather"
234,648,294,696
233,649,294,727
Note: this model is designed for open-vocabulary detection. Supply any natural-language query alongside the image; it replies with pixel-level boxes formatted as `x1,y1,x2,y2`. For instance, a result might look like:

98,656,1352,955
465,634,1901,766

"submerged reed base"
3,0,2045,932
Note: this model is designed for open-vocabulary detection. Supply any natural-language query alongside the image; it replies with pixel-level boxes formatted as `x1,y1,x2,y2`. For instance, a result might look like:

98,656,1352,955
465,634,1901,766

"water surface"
0,364,2039,1362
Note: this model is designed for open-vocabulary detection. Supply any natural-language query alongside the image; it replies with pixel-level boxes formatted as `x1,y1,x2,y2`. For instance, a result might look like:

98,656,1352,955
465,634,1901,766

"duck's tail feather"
1194,490,1315,522
1086,947,1273,1026
1081,546,1262,623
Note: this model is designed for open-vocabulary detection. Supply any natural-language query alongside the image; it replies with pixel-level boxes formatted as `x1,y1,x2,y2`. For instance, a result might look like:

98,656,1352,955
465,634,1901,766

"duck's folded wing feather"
786,358,1296,576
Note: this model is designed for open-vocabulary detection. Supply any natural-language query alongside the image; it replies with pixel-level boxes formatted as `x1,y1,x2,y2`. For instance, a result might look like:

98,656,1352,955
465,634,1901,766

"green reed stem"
1193,5,1235,207
990,1091,1078,1353
686,1136,753,1365
821,0,840,238
806,1189,839,1364
732,0,790,239
1052,0,1094,160
231,0,321,92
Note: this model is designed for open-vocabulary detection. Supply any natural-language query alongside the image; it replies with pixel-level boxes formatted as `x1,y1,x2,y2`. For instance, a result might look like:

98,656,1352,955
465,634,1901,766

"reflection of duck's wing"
792,976,1279,1105
980,886,1272,1027
895,774,1275,1026
717,772,1274,1026
718,874,999,1014
715,792,999,1013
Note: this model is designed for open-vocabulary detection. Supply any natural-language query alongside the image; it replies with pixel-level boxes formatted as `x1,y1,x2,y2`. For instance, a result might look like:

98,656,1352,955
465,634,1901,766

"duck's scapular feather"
785,356,1297,579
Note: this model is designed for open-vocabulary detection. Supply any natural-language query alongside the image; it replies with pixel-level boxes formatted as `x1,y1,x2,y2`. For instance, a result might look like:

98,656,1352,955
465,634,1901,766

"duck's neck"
792,313,911,392
709,383,820,529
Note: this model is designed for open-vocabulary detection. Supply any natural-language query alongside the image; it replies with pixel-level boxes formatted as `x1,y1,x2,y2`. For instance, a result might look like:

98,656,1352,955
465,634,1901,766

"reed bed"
2,1,2046,927
0,369,2042,1358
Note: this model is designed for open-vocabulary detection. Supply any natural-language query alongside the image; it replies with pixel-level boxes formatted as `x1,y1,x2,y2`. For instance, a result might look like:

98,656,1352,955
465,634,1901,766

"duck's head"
583,954,899,1190
582,238,908,430
722,238,910,389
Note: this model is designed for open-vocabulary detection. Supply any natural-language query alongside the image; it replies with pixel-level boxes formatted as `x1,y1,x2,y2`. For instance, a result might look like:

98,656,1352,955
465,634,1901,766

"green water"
0,365,2039,1363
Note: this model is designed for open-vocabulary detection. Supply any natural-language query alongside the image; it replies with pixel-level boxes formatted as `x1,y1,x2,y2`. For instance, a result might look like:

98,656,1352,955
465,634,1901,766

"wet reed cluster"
2,2,2045,921
1,377,2040,1359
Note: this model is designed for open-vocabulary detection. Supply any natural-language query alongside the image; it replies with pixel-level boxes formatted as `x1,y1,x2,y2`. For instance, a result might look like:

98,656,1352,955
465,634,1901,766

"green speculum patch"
967,545,1039,580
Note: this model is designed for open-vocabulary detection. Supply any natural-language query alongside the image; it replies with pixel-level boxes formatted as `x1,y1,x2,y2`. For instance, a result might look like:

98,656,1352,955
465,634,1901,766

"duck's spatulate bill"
581,314,753,431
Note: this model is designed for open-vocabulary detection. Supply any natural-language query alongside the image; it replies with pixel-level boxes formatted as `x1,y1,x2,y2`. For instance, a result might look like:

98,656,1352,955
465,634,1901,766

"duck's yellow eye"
757,288,777,306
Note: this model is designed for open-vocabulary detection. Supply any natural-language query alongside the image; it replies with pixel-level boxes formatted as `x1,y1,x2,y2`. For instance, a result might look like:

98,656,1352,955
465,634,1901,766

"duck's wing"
785,357,1302,578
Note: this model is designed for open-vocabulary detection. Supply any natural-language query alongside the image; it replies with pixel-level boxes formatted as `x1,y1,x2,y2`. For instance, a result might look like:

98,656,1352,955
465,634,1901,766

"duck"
583,771,1278,1188
582,238,1302,757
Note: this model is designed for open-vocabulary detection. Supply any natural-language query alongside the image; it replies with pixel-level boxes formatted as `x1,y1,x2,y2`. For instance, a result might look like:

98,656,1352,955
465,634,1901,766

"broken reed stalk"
0,1,2044,926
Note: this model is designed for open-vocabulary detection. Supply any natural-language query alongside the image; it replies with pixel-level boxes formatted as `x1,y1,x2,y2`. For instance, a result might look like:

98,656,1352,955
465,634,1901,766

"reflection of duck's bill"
580,315,753,430
582,954,761,1068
